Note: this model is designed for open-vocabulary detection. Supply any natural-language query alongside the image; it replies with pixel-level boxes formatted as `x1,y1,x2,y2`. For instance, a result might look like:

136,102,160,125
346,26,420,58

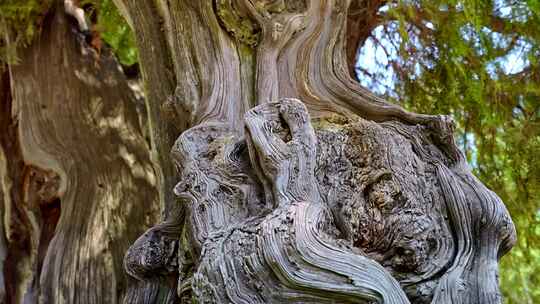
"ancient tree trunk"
120,0,515,303
1,6,159,303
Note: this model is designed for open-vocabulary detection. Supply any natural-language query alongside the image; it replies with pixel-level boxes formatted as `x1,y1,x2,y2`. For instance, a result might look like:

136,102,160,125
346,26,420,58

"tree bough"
117,1,516,303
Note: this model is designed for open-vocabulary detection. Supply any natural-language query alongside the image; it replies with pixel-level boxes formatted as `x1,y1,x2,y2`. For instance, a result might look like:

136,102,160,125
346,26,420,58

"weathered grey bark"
121,0,516,303
1,5,159,303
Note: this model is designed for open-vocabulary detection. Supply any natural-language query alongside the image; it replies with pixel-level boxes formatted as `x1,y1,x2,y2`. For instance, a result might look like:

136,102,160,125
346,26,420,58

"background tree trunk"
1,4,159,303
114,1,516,304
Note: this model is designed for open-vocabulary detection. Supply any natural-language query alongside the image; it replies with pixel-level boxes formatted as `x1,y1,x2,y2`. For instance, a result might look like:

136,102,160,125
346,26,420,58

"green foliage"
82,0,137,66
0,0,51,65
0,0,137,67
357,1,539,303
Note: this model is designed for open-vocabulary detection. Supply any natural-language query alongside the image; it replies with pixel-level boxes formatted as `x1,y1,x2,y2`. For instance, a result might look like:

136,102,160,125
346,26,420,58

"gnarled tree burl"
117,1,517,303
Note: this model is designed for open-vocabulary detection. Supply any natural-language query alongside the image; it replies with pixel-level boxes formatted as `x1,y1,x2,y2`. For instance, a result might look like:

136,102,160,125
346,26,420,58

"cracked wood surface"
125,96,516,303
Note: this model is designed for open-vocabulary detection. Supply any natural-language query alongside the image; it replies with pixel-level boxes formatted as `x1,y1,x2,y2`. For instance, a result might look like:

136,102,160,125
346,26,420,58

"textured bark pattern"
126,100,516,303
3,6,159,303
111,0,195,218
115,1,517,303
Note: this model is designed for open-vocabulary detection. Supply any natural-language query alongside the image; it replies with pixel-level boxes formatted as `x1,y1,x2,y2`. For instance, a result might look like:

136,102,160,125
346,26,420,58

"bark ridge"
125,99,515,304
